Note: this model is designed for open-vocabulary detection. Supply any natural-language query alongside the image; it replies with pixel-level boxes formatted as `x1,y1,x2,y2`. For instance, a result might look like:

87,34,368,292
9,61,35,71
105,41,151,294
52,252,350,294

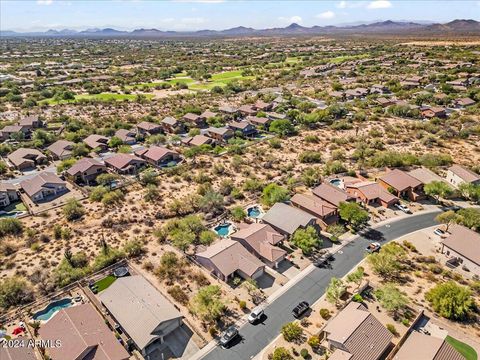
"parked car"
434,228,446,237
366,242,381,253
248,306,264,324
219,326,239,348
395,203,411,213
292,301,310,318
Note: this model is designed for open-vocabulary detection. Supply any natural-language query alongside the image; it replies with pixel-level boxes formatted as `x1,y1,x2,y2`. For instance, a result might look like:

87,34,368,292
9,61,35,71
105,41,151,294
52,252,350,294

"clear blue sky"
1,0,479,32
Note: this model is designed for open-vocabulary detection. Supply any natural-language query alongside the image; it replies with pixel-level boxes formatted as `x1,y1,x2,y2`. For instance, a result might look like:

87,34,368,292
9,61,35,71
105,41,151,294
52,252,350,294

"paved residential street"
201,210,441,360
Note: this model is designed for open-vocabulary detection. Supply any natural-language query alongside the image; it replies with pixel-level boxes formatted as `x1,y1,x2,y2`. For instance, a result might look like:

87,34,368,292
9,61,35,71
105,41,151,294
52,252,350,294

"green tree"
375,283,409,317
458,183,480,204
230,206,247,222
435,210,457,231
424,181,453,203
455,208,480,230
425,281,474,320
367,242,406,280
272,347,293,360
346,266,364,290
0,218,23,237
269,119,296,137
0,276,35,309
189,285,225,322
108,136,123,148
281,322,303,342
291,226,321,255
326,277,346,306
261,183,290,206
63,198,85,221
338,202,369,230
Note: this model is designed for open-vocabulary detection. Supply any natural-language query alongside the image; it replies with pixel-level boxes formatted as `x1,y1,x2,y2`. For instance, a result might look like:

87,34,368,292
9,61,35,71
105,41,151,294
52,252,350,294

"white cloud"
367,0,392,9
337,1,347,8
278,15,303,24
316,11,335,19
337,1,366,9
37,0,53,5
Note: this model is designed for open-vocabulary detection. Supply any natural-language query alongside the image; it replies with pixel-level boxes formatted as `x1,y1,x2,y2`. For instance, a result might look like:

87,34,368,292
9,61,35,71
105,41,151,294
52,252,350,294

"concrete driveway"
164,325,200,359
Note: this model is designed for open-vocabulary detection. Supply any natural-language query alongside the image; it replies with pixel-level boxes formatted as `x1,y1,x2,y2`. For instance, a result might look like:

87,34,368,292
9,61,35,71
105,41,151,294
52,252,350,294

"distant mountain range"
2,19,479,38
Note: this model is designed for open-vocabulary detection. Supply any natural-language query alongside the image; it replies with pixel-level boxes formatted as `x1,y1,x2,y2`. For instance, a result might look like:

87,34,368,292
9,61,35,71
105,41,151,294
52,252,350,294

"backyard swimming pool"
214,223,233,237
329,179,342,187
247,206,263,218
33,298,73,321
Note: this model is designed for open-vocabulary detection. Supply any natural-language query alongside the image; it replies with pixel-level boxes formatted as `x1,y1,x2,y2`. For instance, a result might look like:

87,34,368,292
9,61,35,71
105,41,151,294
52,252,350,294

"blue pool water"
329,179,342,187
247,207,261,218
214,223,232,237
33,298,73,321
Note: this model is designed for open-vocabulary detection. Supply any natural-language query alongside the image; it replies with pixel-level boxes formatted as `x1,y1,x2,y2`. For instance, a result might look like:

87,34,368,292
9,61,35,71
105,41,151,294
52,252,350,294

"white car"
434,228,446,237
395,203,411,214
248,306,264,324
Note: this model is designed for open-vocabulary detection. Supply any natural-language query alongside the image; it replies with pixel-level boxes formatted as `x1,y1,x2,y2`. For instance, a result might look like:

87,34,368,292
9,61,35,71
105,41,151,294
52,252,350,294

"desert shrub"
0,218,23,237
168,285,189,305
319,308,330,319
352,294,364,302
386,324,399,336
239,300,247,309
281,322,303,342
307,335,320,349
300,349,309,359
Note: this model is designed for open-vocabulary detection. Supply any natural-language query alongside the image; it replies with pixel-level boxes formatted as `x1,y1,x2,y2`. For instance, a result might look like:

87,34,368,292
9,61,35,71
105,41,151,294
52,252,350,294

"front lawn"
94,275,117,292
446,336,478,360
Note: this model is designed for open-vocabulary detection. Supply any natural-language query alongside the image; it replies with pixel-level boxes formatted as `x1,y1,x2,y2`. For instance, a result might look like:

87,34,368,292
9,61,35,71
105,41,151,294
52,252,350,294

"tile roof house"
181,134,215,147
446,164,480,188
218,105,239,114
20,172,67,202
290,193,338,230
114,128,136,145
83,134,109,151
99,275,183,358
7,148,47,170
253,100,273,111
393,331,464,360
454,97,476,108
322,302,393,360
182,113,205,127
312,182,355,208
196,238,265,281
0,183,19,208
378,169,425,201
104,153,145,174
421,106,447,119
135,146,181,167
46,140,74,160
136,121,163,136
262,202,319,236
66,157,107,185
38,303,129,360
441,225,480,276
200,110,217,119
408,167,447,185
246,115,272,128
0,337,39,360
228,121,258,137
238,104,257,116
161,116,184,133
345,181,399,208
231,223,286,268
0,124,30,141
206,126,234,142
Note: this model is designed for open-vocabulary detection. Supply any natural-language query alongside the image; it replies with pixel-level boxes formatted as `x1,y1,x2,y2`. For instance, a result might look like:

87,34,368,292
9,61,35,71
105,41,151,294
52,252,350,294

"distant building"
20,172,67,202
378,169,424,201
262,202,318,236
446,164,480,188
47,140,74,160
104,153,145,174
393,331,464,360
441,224,480,276
66,157,107,185
0,183,18,208
7,148,47,171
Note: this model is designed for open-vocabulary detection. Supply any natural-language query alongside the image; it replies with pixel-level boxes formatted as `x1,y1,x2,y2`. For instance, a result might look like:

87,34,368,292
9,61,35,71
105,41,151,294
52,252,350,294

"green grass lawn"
285,56,301,64
446,336,478,360
2,201,27,213
40,93,154,105
94,275,117,292
327,54,369,64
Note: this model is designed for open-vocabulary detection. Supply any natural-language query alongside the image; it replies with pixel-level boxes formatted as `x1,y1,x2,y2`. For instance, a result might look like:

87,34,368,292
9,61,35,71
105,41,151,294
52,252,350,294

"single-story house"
7,148,47,170
0,124,30,141
228,121,258,137
20,172,67,202
47,140,74,160
246,115,272,128
181,134,215,147
99,275,184,358
83,134,109,151
115,128,136,145
345,181,399,208
0,183,19,208
136,121,163,136
206,126,234,142
218,105,239,115
454,97,476,108
196,238,265,281
322,302,393,360
200,110,217,120
231,223,287,268
421,106,446,119
441,224,480,276
408,167,447,185
393,331,464,360
290,193,338,230
253,100,273,111
376,97,395,108
312,182,355,208
135,146,181,167
161,116,184,133
104,153,145,174
0,337,38,360
262,202,319,237
182,113,205,127
238,104,257,116
18,115,43,129
66,157,107,185
446,164,480,188
39,303,129,360
378,169,425,201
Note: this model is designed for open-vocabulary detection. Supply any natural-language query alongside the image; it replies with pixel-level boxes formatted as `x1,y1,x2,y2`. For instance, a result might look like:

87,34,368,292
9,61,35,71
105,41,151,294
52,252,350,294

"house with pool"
261,202,319,237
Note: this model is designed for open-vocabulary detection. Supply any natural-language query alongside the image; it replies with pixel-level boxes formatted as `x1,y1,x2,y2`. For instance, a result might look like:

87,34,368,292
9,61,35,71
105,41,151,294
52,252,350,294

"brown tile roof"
231,223,286,262
137,121,161,131
442,224,480,266
324,302,392,360
114,128,135,142
200,110,217,119
183,113,201,122
262,203,317,235
0,337,38,360
135,145,179,162
47,140,74,158
83,134,109,149
448,165,480,183
7,148,46,167
291,193,337,218
347,181,398,203
66,157,105,176
228,121,251,130
408,167,446,185
20,172,65,197
104,153,145,170
394,331,465,360
161,116,178,126
196,238,264,278
379,169,422,191
312,183,353,207
182,135,214,147
39,303,129,360
246,116,270,125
